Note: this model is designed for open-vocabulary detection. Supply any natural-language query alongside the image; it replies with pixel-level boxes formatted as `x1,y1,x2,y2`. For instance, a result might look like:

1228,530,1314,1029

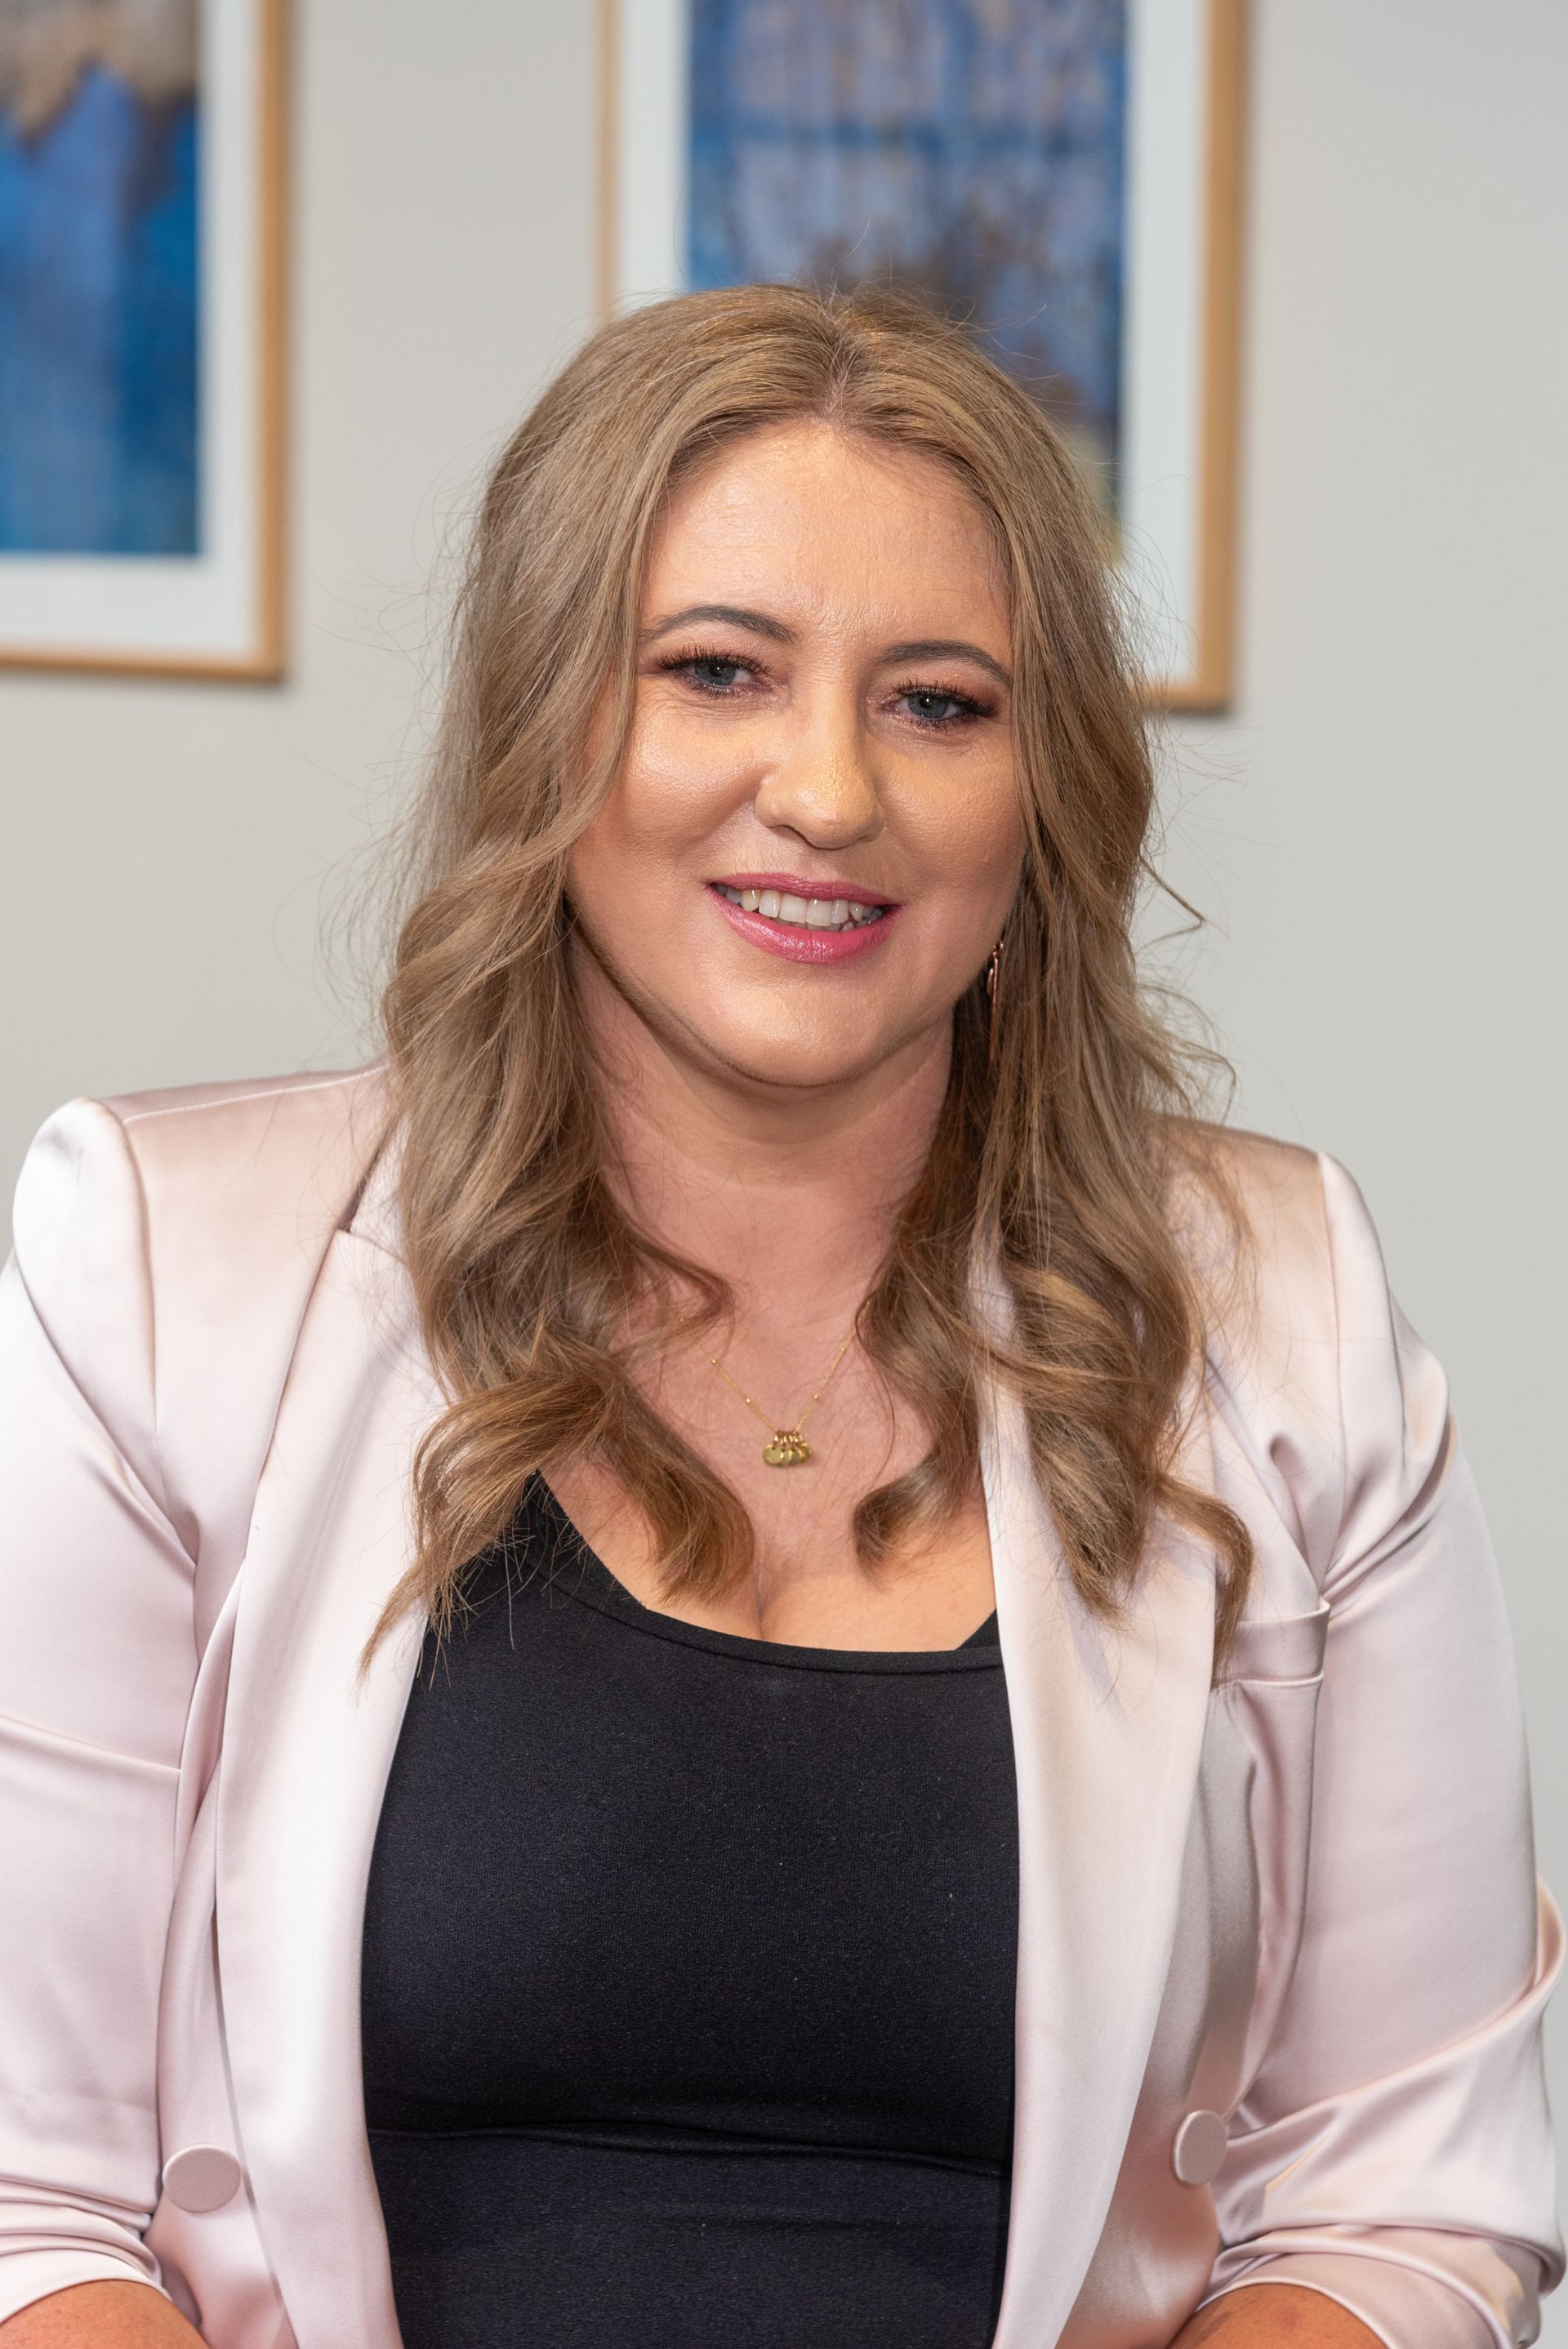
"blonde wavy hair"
374,281,1251,1656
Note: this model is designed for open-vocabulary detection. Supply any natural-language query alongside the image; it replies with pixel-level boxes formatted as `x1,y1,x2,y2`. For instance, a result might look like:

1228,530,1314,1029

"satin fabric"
0,1067,1559,2349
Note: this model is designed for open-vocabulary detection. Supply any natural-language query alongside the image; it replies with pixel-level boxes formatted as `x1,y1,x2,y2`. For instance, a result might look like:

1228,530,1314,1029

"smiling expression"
567,420,1026,1091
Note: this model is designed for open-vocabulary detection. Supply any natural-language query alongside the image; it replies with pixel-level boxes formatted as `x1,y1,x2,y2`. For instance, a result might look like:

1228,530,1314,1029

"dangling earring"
986,935,1005,1068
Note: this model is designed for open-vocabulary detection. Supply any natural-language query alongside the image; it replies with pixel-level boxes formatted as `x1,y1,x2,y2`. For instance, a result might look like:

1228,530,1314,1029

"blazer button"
1171,2110,1227,2187
162,2146,243,2213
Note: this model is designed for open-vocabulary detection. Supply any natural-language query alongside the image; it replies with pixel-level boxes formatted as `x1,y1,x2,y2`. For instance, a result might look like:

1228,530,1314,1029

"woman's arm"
1173,2285,1381,2343
0,1110,203,2324
1194,1154,1561,2343
0,2284,203,2344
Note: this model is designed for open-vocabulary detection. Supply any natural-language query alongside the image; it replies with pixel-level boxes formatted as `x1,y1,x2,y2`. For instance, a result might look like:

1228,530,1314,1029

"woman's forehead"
644,421,1009,639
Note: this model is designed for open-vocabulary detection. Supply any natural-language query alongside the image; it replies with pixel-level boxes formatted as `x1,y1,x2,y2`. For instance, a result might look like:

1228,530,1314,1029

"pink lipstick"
706,875,900,965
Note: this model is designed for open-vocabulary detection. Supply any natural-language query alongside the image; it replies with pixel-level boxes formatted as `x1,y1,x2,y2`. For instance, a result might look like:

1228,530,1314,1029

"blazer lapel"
985,1375,1219,2349
216,1219,430,2348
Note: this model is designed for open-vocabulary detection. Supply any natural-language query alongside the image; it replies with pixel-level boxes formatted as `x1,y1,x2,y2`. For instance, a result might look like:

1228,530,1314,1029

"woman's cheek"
614,726,760,845
894,760,1023,894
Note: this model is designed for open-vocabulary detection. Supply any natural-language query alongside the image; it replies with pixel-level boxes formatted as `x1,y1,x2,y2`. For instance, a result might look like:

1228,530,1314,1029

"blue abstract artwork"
688,0,1125,504
0,2,200,555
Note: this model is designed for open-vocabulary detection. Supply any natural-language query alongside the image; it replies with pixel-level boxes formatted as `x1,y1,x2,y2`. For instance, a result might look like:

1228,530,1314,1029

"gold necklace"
705,1325,858,1467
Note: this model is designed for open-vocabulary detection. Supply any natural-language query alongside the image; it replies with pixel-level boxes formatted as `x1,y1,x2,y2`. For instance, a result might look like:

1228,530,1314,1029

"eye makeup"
651,644,999,729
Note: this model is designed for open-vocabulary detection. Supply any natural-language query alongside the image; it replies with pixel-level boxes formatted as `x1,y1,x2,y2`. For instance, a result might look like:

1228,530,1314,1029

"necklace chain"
704,1324,858,1467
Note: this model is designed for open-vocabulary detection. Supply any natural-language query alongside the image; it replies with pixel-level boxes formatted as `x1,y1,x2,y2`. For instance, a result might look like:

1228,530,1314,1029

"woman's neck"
573,945,951,1335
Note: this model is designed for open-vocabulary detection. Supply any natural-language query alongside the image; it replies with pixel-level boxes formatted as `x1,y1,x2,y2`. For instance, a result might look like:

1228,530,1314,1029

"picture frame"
0,0,287,680
598,0,1245,711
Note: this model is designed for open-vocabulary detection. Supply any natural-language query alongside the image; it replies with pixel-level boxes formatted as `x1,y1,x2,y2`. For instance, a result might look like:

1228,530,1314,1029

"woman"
0,284,1558,2349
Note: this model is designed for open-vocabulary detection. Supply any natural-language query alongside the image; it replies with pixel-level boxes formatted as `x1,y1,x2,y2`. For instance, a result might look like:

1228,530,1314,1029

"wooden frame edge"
1158,0,1246,713
251,0,288,677
0,0,290,684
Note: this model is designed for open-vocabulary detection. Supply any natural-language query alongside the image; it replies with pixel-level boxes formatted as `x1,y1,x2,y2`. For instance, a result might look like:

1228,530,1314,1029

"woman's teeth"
715,885,886,931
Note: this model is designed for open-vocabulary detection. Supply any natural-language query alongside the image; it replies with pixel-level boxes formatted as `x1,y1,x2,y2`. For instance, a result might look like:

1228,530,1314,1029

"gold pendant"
763,1430,812,1467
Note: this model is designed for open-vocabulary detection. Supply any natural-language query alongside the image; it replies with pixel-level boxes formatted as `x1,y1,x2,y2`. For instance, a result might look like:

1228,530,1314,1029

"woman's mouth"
712,884,886,933
706,878,900,965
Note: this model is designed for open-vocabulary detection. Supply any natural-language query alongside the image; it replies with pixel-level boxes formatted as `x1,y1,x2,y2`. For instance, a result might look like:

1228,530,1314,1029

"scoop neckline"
509,1477,1003,1678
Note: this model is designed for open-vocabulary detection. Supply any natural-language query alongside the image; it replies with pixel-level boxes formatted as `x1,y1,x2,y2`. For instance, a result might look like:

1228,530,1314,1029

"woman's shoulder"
10,1063,393,1443
100,1059,390,1180
16,1062,390,1246
1180,1124,1451,1579
1171,1118,1390,1331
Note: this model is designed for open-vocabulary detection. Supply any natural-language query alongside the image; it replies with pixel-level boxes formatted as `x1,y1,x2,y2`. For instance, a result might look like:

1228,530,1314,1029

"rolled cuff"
0,2239,166,2329
1200,2241,1543,2349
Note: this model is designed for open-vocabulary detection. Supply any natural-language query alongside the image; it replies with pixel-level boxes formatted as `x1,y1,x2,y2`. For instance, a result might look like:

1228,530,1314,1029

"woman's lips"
706,884,900,964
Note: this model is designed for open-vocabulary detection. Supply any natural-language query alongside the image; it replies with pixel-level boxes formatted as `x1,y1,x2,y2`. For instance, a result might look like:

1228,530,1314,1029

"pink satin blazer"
0,1068,1560,2348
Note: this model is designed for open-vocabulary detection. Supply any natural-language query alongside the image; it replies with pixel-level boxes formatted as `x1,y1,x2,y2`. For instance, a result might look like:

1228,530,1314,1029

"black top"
361,1476,1020,2349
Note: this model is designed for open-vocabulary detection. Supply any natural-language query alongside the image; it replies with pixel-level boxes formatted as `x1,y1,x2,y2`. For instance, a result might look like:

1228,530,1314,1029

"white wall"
2,0,1564,2324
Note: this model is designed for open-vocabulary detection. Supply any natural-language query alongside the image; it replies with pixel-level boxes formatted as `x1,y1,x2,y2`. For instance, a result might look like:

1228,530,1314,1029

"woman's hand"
0,2283,205,2344
1171,2284,1383,2344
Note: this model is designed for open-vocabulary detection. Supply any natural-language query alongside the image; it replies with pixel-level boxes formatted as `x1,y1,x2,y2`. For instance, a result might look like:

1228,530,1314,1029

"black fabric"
361,1475,1019,2348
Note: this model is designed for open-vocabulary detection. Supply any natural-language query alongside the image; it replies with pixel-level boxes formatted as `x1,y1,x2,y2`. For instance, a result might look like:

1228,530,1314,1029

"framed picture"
599,0,1244,709
0,0,286,679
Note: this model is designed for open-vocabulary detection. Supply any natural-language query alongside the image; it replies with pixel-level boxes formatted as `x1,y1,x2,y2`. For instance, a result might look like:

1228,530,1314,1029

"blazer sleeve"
1199,1153,1564,2347
0,1101,197,2322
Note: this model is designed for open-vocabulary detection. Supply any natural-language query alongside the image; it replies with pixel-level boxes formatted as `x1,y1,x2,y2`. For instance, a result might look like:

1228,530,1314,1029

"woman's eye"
898,687,982,729
675,656,752,694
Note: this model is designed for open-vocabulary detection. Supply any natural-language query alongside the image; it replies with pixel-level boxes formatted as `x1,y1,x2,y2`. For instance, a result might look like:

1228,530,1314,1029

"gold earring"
986,935,1004,1067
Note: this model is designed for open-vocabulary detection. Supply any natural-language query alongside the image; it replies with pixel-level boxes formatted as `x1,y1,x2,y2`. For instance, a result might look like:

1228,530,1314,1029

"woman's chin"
690,1014,906,1095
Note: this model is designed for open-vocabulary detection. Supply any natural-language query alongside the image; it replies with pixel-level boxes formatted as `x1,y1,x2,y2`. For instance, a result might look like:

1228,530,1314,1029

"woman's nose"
751,697,884,848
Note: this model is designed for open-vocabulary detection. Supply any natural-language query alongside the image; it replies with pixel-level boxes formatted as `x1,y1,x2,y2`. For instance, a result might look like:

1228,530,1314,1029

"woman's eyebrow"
639,603,795,645
883,638,1012,689
639,605,1012,688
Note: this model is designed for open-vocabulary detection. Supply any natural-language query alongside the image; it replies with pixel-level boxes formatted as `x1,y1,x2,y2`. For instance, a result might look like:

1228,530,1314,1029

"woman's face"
568,420,1024,1093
